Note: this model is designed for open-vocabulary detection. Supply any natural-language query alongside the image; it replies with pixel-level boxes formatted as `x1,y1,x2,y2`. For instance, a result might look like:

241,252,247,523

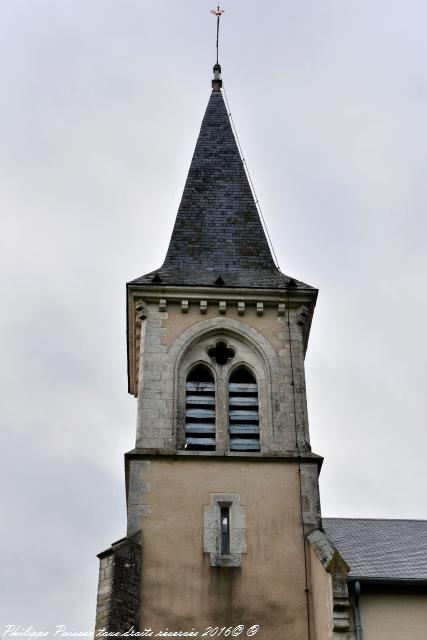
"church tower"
95,60,337,640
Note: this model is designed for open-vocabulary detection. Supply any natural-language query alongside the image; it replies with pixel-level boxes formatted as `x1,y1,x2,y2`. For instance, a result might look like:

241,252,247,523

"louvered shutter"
229,372,260,451
185,376,216,450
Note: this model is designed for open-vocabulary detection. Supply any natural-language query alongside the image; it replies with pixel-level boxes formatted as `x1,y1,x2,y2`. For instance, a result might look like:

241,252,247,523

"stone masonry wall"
134,300,313,454
95,531,142,635
95,552,114,632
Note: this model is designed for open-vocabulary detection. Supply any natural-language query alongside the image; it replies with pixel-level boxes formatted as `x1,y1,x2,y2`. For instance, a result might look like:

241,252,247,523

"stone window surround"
176,329,271,453
203,493,247,567
135,313,311,454
149,313,313,453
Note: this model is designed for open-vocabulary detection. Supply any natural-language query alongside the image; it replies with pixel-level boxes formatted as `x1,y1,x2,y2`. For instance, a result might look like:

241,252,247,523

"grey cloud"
1,0,426,630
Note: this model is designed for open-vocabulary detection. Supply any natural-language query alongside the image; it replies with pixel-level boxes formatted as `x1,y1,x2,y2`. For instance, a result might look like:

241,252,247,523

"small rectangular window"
204,493,246,567
220,507,230,555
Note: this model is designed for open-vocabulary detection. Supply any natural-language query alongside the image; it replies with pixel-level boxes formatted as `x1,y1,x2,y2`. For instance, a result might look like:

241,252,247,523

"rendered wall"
309,543,333,640
129,456,313,640
359,591,427,640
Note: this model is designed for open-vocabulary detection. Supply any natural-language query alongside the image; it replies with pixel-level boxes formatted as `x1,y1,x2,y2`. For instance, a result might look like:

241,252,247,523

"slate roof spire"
131,69,312,290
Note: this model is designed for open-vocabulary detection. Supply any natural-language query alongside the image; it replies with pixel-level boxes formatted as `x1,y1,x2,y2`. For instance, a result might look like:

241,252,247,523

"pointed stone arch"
169,317,279,453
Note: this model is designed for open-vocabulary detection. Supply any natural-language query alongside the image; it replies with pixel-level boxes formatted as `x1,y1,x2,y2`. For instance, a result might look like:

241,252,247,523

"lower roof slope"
323,517,427,582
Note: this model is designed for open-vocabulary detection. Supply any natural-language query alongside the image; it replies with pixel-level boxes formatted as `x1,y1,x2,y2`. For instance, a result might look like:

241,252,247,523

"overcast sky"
1,0,427,632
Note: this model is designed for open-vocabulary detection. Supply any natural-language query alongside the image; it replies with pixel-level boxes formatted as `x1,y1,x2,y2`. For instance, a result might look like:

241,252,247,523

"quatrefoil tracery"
207,340,236,365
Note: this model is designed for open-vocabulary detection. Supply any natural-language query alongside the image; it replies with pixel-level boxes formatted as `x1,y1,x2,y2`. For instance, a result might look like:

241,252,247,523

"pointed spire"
132,87,305,289
162,88,281,286
129,5,315,291
131,55,314,290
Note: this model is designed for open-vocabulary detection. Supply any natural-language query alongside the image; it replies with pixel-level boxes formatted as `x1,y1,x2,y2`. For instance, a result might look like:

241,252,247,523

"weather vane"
210,5,225,66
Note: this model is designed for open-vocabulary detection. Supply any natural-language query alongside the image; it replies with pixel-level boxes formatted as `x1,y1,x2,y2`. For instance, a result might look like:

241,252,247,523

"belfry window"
228,368,260,451
185,365,216,451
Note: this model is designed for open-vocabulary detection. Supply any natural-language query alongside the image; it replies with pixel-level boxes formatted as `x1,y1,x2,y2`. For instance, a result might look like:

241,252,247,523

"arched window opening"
228,368,260,451
185,365,216,451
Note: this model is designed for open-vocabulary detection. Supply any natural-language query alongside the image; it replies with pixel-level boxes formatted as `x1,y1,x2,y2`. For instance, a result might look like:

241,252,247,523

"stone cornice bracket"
135,300,147,321
296,304,309,340
134,300,147,398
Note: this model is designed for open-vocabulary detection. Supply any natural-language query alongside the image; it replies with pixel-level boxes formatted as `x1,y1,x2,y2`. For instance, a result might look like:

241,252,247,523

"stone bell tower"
95,62,327,640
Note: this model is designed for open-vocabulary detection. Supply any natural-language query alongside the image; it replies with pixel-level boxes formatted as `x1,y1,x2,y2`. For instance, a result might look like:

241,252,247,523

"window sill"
211,553,241,568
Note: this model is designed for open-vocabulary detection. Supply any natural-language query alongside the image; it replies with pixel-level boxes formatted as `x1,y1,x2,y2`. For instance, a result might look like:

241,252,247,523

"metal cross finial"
210,5,225,65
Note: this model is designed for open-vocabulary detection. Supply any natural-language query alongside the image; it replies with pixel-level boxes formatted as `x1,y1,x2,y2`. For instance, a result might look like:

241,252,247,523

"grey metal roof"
323,517,427,581
131,88,314,290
